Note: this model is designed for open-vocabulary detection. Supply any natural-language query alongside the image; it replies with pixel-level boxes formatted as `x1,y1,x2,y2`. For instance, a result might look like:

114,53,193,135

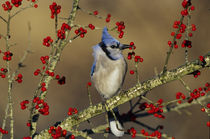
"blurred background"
0,0,209,138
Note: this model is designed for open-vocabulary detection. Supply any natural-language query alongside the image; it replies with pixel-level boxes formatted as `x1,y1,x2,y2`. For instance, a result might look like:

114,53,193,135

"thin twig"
141,96,153,104
179,78,191,92
10,6,32,19
79,7,105,19
0,16,7,23
55,13,58,38
162,15,185,73
87,87,93,106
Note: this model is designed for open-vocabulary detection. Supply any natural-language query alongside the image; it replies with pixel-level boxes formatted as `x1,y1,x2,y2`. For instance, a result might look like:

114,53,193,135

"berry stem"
178,78,191,93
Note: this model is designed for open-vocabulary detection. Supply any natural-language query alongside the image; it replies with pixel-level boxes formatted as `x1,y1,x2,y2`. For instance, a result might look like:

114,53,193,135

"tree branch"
29,0,80,136
34,52,210,138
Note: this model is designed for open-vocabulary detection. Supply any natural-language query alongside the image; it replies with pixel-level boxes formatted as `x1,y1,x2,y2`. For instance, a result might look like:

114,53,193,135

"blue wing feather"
91,61,96,76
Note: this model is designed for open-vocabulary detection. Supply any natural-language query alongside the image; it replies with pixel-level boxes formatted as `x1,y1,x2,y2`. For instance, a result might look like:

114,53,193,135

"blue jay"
91,27,130,137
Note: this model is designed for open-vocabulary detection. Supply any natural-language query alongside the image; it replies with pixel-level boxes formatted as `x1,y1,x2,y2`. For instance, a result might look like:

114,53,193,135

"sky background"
0,0,209,139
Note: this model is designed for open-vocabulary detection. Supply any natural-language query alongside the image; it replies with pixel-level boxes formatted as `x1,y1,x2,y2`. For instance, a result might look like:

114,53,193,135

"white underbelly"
93,68,123,99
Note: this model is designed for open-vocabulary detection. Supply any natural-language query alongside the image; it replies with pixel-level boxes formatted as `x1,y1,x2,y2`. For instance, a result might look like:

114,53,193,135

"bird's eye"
111,45,115,48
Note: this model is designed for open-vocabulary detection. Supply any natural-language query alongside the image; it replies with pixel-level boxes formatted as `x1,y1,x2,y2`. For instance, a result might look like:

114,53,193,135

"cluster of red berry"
74,27,87,38
57,23,71,39
15,73,23,83
2,1,13,11
43,36,53,47
0,68,7,78
0,128,8,135
40,82,47,92
67,107,78,116
201,103,210,113
33,68,41,76
34,67,65,85
127,42,144,75
176,92,186,104
20,97,49,115
48,126,69,139
199,56,207,67
49,2,61,19
134,56,144,63
188,82,209,103
168,0,196,49
88,24,95,30
11,0,22,7
2,0,38,11
141,129,162,139
105,14,111,22
127,127,136,138
139,100,165,119
20,100,29,110
2,51,13,61
181,40,192,48
116,21,125,38
181,0,195,16
40,55,49,64
33,97,49,115
191,70,201,78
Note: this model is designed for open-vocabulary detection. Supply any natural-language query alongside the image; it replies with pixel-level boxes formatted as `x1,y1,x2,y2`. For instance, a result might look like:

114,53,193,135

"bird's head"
99,27,130,60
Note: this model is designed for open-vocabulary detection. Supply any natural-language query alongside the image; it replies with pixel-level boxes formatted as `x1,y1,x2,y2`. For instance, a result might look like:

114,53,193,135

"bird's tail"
108,107,124,137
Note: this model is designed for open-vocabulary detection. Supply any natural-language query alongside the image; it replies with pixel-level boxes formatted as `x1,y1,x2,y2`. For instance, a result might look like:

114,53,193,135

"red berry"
190,6,195,11
201,108,205,112
34,4,38,8
71,135,75,139
130,70,134,75
55,74,60,79
207,103,210,108
87,82,91,87
130,42,134,46
93,10,98,15
26,123,31,127
41,87,47,92
188,33,193,37
106,18,110,22
171,32,175,36
207,121,210,127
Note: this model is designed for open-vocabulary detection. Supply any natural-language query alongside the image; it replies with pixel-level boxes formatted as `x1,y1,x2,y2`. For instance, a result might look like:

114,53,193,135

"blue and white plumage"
91,27,130,137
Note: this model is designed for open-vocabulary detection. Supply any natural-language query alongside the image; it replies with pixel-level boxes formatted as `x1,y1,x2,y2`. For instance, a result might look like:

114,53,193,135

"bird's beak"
119,44,131,50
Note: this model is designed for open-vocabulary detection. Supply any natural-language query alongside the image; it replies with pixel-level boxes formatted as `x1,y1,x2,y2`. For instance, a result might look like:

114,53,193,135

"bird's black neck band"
99,42,115,60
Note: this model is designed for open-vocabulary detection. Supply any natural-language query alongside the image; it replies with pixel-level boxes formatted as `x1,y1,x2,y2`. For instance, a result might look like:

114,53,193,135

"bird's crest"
102,27,119,45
